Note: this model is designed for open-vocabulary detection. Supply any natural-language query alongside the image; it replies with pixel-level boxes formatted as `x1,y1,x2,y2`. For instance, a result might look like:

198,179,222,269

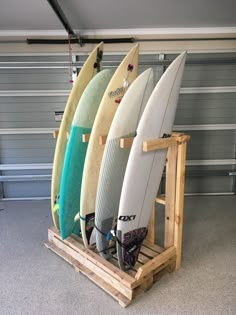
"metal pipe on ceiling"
26,37,236,45
45,0,135,45
26,38,135,45
46,0,75,36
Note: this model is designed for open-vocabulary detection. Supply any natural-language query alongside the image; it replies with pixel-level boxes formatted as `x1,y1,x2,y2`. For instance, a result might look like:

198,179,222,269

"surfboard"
51,42,103,230
95,68,154,258
116,51,187,270
59,69,114,240
80,44,139,248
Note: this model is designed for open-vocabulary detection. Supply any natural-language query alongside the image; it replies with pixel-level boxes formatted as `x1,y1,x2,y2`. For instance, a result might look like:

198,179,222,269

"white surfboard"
95,68,154,258
80,45,139,248
116,52,187,270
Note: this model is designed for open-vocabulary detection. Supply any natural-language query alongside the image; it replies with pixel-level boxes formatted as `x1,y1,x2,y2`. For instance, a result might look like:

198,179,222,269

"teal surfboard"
59,69,114,240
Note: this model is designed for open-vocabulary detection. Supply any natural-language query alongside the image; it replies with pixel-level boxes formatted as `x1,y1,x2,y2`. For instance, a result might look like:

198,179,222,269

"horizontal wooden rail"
143,134,190,152
53,130,59,138
135,246,176,280
82,134,90,142
155,196,166,205
120,137,134,148
99,135,107,145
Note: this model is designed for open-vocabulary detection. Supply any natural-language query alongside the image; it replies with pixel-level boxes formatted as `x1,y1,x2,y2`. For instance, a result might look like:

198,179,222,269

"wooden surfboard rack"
46,132,190,307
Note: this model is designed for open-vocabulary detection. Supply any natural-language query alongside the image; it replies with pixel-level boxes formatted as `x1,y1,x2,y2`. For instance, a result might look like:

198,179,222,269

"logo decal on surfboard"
108,87,124,99
118,215,136,222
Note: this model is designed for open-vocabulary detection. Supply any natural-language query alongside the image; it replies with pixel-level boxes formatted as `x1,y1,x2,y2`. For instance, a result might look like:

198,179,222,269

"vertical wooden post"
164,145,177,249
174,141,187,270
147,204,155,244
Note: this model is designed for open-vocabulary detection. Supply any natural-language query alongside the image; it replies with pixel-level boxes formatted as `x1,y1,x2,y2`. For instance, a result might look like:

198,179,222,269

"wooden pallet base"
45,227,177,307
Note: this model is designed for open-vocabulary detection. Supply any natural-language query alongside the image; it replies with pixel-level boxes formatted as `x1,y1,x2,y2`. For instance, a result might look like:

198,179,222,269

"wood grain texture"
82,134,91,142
174,141,187,269
165,145,177,248
135,246,176,280
120,137,134,148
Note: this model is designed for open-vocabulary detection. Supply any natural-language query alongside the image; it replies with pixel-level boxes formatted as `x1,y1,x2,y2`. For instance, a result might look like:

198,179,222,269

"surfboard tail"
116,228,148,270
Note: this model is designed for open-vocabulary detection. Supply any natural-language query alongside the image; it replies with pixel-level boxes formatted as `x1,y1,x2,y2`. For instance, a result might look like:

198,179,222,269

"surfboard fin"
53,203,59,214
89,227,96,245
161,133,171,138
93,47,103,72
74,212,81,222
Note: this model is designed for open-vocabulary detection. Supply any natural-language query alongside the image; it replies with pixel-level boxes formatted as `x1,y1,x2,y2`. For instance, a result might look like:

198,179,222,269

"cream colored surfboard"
80,44,139,247
51,42,103,229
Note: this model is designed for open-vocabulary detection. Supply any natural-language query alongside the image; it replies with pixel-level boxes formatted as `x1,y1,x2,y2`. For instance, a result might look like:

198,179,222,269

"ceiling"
1,0,236,35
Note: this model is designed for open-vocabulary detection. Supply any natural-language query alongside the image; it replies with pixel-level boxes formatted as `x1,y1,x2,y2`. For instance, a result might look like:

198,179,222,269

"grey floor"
0,196,236,315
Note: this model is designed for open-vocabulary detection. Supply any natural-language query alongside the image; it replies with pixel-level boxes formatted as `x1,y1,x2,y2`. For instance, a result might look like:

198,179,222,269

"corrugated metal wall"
175,53,236,194
0,52,235,199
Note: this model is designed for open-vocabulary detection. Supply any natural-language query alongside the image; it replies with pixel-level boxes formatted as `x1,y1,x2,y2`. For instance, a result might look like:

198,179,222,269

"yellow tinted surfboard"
51,42,103,229
80,44,139,247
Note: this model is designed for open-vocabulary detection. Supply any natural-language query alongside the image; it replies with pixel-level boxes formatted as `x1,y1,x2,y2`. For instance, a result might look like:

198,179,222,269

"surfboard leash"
94,223,147,269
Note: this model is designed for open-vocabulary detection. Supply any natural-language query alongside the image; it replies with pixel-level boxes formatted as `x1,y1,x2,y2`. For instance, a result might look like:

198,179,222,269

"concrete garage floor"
0,196,236,315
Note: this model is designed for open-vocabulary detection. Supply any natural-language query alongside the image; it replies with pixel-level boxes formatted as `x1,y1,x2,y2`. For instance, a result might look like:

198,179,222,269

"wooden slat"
131,260,143,272
98,135,107,145
173,134,191,143
155,195,166,205
112,254,142,275
48,232,133,299
171,132,184,137
146,205,155,243
139,276,154,291
135,246,176,280
165,145,177,248
140,245,159,258
48,227,135,288
143,240,164,254
153,257,176,279
120,137,134,148
53,130,59,138
110,258,136,277
82,134,90,142
143,137,177,152
137,252,150,264
45,242,131,307
143,134,190,152
174,141,187,270
131,257,176,289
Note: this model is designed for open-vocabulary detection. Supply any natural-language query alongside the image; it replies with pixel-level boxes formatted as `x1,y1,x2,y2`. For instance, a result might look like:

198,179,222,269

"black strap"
94,223,117,254
94,223,148,268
